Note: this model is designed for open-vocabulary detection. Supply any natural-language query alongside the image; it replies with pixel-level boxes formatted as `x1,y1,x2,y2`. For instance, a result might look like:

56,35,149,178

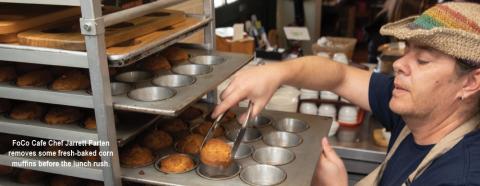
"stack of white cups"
317,104,338,136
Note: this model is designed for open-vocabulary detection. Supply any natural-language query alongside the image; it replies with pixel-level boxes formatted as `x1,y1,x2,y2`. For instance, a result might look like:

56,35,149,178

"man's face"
389,43,464,118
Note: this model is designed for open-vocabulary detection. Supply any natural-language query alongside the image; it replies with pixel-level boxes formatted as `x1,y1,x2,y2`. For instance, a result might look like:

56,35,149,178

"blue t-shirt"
368,73,480,186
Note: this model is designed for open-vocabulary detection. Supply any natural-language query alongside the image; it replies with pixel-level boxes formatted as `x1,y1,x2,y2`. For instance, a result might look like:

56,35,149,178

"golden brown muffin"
80,146,101,162
51,70,90,91
139,55,171,73
14,169,47,184
9,102,45,120
193,121,225,137
161,47,189,65
44,106,83,125
120,144,155,167
83,115,97,129
200,138,232,167
0,165,13,176
49,175,81,186
159,153,195,173
0,98,12,114
160,119,189,134
179,107,203,121
16,69,53,87
176,134,203,154
141,130,173,151
0,66,17,82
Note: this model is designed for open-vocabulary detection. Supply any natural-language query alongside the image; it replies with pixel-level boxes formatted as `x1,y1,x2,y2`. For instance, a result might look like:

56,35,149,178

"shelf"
0,154,104,181
0,115,98,142
0,0,80,6
0,176,43,186
0,112,160,146
122,107,332,186
107,17,212,67
0,44,88,68
113,50,253,116
0,83,94,108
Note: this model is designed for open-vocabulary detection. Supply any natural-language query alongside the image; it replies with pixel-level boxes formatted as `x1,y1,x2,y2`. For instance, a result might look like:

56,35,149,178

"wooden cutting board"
17,10,187,51
106,17,202,55
0,4,80,43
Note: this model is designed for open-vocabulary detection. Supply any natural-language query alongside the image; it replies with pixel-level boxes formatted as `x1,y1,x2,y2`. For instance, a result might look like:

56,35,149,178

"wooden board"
106,17,202,55
17,10,187,51
0,4,80,42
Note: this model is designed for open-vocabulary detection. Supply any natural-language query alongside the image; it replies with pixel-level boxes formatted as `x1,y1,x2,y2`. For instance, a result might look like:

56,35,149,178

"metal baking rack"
0,0,221,185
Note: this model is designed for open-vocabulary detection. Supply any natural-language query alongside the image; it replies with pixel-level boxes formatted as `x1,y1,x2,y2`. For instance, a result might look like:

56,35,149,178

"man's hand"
312,137,348,186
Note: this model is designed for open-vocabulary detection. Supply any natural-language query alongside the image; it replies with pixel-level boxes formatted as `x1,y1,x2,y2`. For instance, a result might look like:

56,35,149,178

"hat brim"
380,16,480,62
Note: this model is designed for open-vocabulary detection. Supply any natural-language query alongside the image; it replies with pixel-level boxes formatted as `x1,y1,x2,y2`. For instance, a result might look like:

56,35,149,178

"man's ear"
462,68,480,99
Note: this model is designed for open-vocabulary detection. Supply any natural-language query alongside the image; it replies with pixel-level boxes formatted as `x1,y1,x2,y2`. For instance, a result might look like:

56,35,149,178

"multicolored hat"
380,2,480,64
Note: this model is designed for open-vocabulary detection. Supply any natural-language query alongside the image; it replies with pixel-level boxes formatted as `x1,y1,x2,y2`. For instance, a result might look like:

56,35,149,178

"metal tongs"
199,101,254,160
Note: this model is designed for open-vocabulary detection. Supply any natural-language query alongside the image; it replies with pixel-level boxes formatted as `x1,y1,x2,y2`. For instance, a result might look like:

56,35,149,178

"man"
212,2,480,185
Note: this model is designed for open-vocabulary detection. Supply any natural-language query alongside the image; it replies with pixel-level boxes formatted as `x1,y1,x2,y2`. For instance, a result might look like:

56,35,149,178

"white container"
320,91,339,101
328,120,339,137
300,93,319,100
338,106,358,124
299,102,317,115
265,86,301,113
333,52,349,64
317,104,336,118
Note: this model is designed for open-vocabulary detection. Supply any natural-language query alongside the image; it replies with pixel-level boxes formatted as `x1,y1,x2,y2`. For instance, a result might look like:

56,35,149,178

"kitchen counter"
329,113,387,183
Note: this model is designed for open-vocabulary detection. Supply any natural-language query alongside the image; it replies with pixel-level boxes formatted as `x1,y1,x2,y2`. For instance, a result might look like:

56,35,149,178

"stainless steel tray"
107,16,212,67
113,50,253,116
122,105,332,186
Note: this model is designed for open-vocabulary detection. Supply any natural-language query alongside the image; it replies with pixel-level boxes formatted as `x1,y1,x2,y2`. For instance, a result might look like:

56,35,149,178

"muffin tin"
122,105,332,186
113,49,252,116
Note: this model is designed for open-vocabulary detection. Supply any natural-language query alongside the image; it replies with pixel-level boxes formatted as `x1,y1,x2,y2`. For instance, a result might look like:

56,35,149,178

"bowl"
263,131,302,148
338,106,358,124
227,142,254,159
240,164,286,186
317,104,337,118
299,102,317,115
127,86,175,102
172,64,212,76
320,91,338,101
252,147,295,166
152,74,196,88
196,161,241,180
189,55,226,65
115,71,153,83
226,128,262,143
274,118,310,133
248,115,272,128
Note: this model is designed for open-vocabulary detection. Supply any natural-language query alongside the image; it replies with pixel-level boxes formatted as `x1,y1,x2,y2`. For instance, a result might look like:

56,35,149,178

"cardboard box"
312,36,357,59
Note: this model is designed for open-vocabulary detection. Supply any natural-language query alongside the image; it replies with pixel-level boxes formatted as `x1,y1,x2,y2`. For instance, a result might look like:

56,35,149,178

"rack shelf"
0,154,104,181
0,45,88,68
108,16,212,67
113,50,252,116
0,113,160,146
0,83,94,108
